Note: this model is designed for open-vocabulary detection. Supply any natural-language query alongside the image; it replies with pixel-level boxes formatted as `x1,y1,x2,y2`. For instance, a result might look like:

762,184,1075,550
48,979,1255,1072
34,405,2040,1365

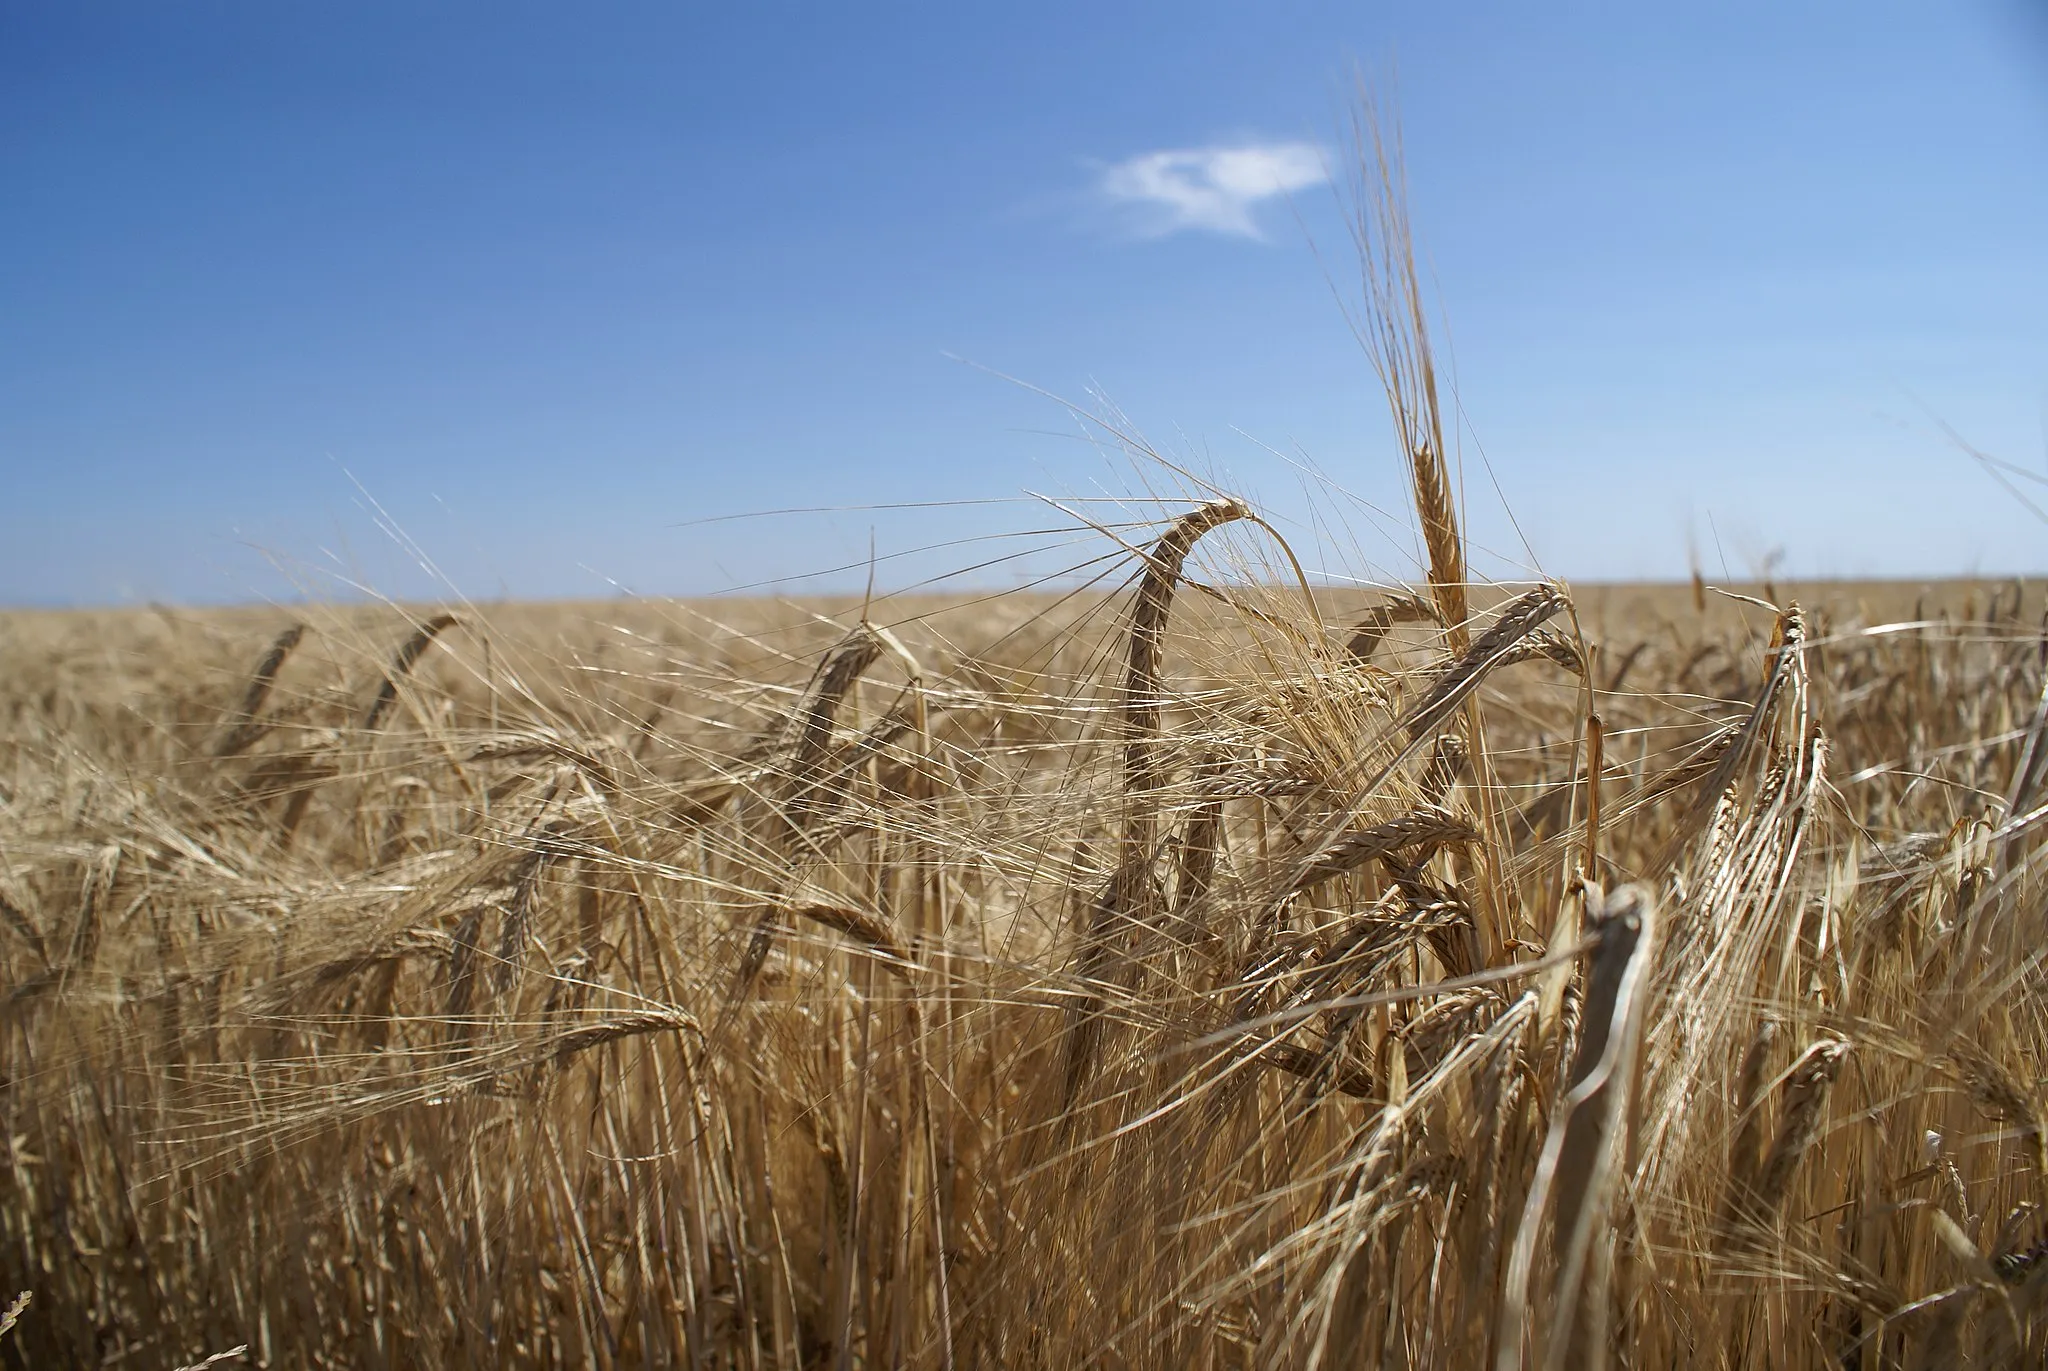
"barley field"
1,532,2045,1369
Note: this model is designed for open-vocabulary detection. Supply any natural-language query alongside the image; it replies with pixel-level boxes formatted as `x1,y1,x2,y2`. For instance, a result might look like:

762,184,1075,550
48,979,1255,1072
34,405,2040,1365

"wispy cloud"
1097,140,1328,240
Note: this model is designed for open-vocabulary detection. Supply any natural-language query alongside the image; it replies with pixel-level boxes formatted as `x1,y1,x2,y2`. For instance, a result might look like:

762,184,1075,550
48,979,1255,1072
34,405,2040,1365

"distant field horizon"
5,572,2037,618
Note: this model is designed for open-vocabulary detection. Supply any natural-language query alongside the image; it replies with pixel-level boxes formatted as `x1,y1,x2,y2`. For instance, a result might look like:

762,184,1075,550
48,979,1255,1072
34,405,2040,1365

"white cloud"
1097,141,1328,240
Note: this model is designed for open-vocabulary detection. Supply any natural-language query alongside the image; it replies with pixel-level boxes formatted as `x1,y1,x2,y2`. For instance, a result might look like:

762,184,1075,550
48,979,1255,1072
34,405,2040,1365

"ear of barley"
1724,1038,1851,1251
361,613,458,733
63,843,119,978
728,622,893,1008
1288,809,1474,897
1947,1046,2048,1177
1060,498,1248,1113
1344,591,1441,661
546,1008,702,1066
1345,95,1467,645
213,622,305,757
1404,585,1568,744
1721,1016,1780,1234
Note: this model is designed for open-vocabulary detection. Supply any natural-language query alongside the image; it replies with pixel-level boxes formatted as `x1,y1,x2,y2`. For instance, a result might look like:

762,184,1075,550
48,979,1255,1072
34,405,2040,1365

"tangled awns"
2,514,2046,1368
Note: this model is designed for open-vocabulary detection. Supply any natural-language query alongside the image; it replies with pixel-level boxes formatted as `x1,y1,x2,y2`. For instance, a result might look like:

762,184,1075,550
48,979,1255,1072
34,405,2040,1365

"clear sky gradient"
4,2,2045,605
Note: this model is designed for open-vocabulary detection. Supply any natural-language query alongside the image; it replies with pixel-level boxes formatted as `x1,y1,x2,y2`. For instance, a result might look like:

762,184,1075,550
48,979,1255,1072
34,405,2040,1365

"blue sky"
3,2,2045,605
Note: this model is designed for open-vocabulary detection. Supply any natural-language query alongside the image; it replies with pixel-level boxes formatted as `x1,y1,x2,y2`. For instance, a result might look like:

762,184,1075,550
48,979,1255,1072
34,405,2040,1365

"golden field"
1,555,2046,1368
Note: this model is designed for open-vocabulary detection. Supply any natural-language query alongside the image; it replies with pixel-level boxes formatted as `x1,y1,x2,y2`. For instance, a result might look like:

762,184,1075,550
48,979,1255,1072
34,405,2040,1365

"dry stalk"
1581,711,1605,880
1499,883,1658,1371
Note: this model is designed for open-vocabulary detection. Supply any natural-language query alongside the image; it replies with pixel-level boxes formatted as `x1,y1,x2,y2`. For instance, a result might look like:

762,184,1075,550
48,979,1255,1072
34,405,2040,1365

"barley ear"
1061,499,1248,1113
361,613,459,732
214,622,305,756
1724,1038,1850,1253
1345,95,1466,644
